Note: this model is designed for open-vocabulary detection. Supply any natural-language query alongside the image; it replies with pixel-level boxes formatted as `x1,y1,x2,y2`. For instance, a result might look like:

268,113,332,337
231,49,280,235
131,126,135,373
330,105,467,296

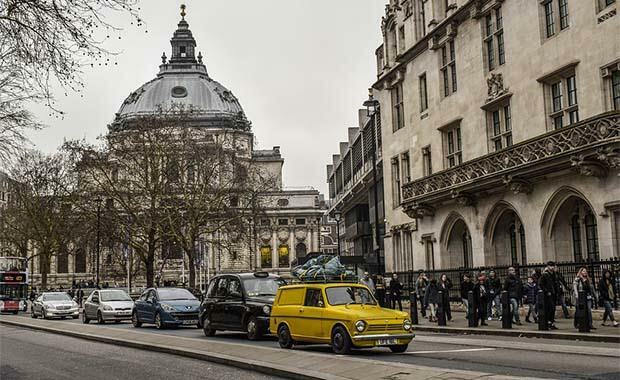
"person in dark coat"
473,274,489,326
504,266,523,325
523,276,539,323
439,274,452,321
486,270,502,320
460,274,474,319
424,278,440,322
375,275,386,307
389,274,403,311
415,271,429,317
599,269,618,327
553,267,570,318
76,286,85,308
573,267,595,330
539,262,558,329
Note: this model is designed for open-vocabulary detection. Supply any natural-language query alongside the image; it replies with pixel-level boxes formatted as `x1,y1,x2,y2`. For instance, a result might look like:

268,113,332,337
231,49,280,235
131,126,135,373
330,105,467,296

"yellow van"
270,283,414,354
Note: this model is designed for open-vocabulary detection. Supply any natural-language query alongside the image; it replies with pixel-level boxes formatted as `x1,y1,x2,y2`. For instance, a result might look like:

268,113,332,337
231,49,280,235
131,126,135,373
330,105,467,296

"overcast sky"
27,0,386,195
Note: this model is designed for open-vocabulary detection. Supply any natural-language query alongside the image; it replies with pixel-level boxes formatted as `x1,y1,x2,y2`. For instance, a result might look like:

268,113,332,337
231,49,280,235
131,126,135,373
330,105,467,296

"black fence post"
537,289,548,331
409,292,419,325
501,290,512,329
576,290,590,333
468,290,477,327
437,290,447,326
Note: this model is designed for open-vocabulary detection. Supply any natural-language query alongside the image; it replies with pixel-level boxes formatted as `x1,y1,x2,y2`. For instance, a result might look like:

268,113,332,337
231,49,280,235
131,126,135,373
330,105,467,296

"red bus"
0,256,28,314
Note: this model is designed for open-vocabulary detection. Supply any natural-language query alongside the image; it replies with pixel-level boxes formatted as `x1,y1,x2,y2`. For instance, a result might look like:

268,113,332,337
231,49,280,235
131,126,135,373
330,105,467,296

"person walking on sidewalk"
486,270,502,320
424,277,440,322
523,276,539,323
375,274,387,307
598,269,618,327
461,273,474,319
554,267,570,319
540,262,558,329
473,274,489,326
416,271,429,317
389,273,403,311
504,266,523,325
573,267,595,330
439,274,453,321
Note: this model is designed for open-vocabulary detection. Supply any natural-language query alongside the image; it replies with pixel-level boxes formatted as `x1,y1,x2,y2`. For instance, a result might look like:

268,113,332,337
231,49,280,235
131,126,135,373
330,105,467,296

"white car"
31,292,79,319
82,289,134,324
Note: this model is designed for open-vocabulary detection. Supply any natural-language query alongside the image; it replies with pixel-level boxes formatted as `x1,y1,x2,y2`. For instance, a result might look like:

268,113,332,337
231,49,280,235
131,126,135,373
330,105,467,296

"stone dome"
113,9,248,128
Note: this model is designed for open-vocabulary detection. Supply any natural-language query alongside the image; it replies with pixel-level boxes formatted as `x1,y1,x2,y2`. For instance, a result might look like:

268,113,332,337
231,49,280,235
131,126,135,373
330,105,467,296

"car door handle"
299,308,304,313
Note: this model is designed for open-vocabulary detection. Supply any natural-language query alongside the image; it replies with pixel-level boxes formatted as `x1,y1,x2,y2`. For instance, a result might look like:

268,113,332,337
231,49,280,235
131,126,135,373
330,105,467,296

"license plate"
117,312,131,316
376,338,398,346
182,319,198,325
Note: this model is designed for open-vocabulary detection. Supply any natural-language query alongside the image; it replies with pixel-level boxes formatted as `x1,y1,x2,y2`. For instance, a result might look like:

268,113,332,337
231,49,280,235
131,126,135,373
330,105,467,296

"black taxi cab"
199,272,286,340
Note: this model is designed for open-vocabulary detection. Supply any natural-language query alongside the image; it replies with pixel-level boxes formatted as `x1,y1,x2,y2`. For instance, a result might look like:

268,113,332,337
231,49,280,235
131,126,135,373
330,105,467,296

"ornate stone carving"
381,1,400,34
450,190,474,206
123,87,146,105
401,113,620,205
571,155,609,178
502,175,533,194
403,203,435,219
259,229,271,244
596,146,620,169
294,228,307,241
486,73,508,101
277,228,289,243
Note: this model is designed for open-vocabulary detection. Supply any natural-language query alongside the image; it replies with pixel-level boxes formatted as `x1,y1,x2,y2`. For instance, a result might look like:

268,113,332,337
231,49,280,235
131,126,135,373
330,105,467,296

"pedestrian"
473,274,489,326
439,274,452,321
389,273,403,311
573,267,595,330
359,272,376,295
553,266,570,318
375,274,386,307
504,266,523,325
599,269,618,327
415,271,429,317
77,286,84,308
460,273,474,319
523,276,539,323
424,277,439,322
540,262,558,329
486,270,502,320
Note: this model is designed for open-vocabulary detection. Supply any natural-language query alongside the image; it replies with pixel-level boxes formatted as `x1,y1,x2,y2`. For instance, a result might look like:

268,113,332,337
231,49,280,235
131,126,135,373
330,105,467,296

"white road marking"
406,348,496,354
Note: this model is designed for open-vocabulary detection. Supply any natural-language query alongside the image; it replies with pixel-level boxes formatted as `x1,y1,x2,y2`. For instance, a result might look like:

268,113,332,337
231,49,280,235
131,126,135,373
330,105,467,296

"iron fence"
389,258,620,309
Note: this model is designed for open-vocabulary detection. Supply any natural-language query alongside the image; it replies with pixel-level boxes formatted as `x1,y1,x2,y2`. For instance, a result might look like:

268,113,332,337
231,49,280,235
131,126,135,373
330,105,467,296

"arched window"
57,252,68,274
462,232,472,268
295,242,307,258
584,212,599,261
509,224,518,264
278,245,289,267
571,214,582,261
75,249,86,273
260,246,272,268
519,225,527,265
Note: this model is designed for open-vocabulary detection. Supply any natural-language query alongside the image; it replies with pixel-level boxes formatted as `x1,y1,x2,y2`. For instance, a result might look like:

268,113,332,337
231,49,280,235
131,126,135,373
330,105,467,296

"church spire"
168,4,197,64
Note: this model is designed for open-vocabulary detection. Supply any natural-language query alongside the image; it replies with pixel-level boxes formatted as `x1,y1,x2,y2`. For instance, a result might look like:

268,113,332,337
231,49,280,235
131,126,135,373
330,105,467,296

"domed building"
28,8,326,289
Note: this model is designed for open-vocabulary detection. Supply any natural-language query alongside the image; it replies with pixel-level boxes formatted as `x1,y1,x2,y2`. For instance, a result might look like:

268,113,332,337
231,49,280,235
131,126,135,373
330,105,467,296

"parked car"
82,289,134,324
31,292,79,320
270,283,414,354
199,272,286,340
132,287,200,329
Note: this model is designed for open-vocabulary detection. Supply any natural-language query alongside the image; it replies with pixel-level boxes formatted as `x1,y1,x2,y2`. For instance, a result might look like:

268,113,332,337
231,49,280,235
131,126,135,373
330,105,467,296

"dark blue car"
132,288,200,329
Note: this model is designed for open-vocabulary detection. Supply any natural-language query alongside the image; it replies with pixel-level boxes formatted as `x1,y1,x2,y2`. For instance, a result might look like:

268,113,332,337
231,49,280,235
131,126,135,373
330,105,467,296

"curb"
412,325,620,343
0,319,338,380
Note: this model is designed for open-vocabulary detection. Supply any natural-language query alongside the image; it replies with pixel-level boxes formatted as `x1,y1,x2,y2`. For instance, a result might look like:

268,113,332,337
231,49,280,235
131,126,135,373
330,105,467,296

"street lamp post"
94,197,102,288
363,89,383,274
334,211,341,256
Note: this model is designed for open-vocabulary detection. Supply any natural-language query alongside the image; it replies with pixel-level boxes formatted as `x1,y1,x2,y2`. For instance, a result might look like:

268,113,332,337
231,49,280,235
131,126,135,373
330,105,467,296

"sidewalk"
0,314,526,380
402,302,620,343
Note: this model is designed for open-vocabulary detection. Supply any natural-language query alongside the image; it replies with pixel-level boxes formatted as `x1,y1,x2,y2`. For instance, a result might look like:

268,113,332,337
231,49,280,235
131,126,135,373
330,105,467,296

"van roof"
279,283,366,290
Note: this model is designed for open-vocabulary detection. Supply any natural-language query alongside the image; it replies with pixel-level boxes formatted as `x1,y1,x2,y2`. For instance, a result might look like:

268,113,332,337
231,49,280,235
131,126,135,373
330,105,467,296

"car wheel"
202,315,216,337
42,310,48,320
246,316,263,341
97,311,105,324
155,312,165,329
82,311,90,324
132,311,142,328
389,344,408,353
277,324,294,349
331,325,352,355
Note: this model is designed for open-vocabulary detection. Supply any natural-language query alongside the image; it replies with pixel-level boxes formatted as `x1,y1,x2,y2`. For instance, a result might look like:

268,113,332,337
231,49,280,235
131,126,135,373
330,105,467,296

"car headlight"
355,320,366,332
160,304,175,312
262,305,271,315
103,305,113,311
403,319,412,331
72,301,79,308
0,301,4,309
46,304,55,309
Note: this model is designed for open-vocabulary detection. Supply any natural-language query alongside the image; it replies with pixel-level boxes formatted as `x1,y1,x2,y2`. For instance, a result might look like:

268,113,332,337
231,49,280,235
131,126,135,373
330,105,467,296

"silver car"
82,289,134,324
31,292,79,319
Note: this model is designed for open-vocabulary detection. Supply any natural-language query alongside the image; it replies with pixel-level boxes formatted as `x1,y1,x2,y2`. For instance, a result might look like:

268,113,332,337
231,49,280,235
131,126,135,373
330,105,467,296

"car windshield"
243,278,286,297
325,286,377,306
100,290,132,302
43,293,71,302
158,288,196,301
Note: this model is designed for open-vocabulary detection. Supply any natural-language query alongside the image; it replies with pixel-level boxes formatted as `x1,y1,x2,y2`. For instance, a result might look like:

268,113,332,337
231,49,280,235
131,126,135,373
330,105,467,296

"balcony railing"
401,112,620,217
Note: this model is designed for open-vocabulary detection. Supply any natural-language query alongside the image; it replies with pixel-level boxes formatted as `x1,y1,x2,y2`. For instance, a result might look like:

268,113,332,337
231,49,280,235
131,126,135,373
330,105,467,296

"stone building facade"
373,0,620,272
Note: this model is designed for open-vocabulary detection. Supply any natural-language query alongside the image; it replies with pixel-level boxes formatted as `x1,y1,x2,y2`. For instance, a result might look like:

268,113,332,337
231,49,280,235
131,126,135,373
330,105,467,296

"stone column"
272,228,278,269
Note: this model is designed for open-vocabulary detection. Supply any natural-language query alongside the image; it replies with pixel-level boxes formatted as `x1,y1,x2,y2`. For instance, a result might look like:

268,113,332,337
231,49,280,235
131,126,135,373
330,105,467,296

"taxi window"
206,278,218,298
277,288,305,305
304,289,323,307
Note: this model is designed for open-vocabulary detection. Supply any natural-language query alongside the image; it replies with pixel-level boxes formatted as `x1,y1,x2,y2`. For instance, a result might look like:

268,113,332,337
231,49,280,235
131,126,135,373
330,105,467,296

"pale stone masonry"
372,0,620,272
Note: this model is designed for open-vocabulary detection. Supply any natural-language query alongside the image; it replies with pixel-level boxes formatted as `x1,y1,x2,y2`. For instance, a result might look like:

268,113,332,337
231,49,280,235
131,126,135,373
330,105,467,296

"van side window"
216,278,229,297
278,288,305,305
206,278,218,298
304,289,323,307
